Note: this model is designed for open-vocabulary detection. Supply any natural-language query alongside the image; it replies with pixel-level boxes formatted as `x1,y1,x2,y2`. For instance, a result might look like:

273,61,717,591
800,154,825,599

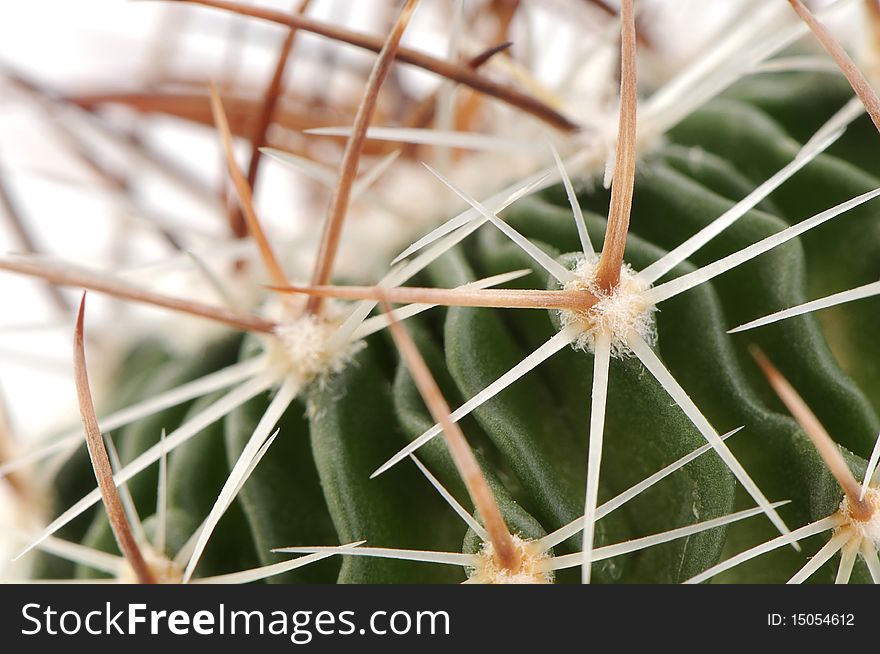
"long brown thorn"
788,0,880,135
271,283,597,312
209,82,290,289
751,346,872,520
306,0,419,315
594,0,637,293
74,295,156,584
381,299,519,572
170,0,579,131
0,257,276,334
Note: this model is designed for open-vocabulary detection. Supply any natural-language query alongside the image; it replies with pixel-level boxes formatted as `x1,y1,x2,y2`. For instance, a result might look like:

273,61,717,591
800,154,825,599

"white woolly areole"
118,546,183,584
466,536,553,584
838,487,880,544
267,316,364,385
558,256,656,357
260,294,364,384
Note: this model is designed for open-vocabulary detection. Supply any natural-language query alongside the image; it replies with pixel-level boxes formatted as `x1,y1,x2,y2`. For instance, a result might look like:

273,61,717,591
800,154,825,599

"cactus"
2,0,880,585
